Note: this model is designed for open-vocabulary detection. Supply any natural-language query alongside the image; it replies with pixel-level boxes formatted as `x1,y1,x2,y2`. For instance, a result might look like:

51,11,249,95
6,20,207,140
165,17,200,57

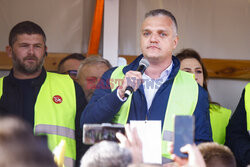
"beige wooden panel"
1,52,250,80
0,51,69,72
120,56,250,80
203,58,250,80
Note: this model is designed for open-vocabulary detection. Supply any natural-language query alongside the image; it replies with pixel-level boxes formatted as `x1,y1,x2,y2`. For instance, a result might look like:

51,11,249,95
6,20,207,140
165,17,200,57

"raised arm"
80,68,125,126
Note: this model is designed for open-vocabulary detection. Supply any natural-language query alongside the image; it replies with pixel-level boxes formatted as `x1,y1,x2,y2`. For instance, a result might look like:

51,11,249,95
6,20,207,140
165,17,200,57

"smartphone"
82,123,125,145
173,115,194,158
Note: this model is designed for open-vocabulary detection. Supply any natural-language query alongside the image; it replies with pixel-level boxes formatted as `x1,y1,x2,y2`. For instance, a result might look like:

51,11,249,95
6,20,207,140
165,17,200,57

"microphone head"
139,58,150,68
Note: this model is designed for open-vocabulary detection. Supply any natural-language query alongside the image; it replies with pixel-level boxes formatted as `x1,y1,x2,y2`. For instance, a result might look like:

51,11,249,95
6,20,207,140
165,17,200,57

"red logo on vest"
53,95,63,104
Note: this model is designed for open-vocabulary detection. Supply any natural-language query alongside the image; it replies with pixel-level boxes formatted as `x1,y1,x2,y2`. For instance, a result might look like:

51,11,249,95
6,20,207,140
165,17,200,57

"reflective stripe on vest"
244,83,250,135
34,72,76,167
34,124,75,167
110,66,198,161
0,77,3,99
34,124,75,139
162,130,174,141
209,104,231,144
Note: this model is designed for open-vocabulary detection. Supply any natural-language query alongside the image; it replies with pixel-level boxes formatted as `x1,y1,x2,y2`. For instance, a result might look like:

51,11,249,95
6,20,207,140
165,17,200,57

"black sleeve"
226,89,250,167
74,82,89,167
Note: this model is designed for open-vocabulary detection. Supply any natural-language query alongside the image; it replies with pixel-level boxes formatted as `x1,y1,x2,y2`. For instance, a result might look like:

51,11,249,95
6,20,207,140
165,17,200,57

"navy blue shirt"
15,78,37,127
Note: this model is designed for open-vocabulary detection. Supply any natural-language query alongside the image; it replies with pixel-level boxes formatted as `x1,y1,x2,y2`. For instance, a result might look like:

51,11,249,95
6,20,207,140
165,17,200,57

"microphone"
124,58,150,98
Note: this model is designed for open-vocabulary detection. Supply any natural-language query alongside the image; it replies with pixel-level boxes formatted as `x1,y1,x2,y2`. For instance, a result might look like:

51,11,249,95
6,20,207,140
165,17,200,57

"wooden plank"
120,56,250,80
203,58,250,80
43,52,70,71
0,51,69,72
1,51,250,80
0,52,12,69
119,55,137,64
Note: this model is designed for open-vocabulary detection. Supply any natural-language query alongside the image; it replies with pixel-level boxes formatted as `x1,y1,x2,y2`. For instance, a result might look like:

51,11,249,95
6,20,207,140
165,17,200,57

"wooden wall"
1,51,250,80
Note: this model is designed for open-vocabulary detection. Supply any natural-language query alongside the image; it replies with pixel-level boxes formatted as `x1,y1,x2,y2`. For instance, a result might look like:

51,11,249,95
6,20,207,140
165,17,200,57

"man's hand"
170,144,206,167
118,71,142,99
116,124,143,164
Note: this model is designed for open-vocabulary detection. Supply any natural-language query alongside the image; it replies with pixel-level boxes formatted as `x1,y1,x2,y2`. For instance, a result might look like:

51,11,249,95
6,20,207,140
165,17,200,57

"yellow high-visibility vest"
209,104,231,144
0,72,76,167
244,83,250,134
109,66,198,162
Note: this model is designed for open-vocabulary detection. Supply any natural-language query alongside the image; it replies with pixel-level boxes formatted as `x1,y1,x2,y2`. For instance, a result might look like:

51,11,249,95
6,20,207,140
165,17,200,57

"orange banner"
87,0,104,56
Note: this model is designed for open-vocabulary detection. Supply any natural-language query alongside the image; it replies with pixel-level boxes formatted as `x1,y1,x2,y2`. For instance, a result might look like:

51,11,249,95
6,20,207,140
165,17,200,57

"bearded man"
0,21,87,167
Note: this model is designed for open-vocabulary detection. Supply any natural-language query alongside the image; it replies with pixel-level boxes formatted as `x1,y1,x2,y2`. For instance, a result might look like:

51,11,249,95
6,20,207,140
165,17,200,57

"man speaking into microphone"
80,9,212,163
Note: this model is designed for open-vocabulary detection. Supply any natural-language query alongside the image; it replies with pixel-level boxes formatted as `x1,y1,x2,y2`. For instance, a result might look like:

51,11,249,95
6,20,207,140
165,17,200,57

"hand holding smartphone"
173,115,195,158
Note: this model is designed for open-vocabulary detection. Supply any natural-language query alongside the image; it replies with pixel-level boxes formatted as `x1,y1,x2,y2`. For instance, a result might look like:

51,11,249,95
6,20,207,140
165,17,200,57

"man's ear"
45,45,48,56
172,35,179,50
5,46,13,58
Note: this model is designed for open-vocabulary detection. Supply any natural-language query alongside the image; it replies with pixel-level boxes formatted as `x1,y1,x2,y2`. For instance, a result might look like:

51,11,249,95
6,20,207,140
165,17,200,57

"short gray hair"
145,9,178,36
80,141,132,167
77,55,112,79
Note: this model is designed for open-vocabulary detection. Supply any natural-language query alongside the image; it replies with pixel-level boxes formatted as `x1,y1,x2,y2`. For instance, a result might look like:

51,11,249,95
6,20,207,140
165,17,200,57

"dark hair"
145,9,178,34
58,53,86,72
176,48,220,106
198,142,236,167
176,49,208,90
9,21,46,47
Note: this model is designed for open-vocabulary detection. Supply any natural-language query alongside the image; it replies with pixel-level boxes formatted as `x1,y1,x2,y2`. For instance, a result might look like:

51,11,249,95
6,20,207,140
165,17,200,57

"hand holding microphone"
118,58,150,99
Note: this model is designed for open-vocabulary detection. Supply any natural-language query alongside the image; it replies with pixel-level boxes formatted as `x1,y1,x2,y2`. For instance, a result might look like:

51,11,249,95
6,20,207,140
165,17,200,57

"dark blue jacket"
80,55,213,143
226,89,250,167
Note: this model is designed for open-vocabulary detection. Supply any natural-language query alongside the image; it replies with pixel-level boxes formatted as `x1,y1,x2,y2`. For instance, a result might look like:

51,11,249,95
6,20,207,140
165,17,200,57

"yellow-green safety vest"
209,104,231,144
109,66,199,163
244,83,250,135
0,77,3,99
0,72,76,167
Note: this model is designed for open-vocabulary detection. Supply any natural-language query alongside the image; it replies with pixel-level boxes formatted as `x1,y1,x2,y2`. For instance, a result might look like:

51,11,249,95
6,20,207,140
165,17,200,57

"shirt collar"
142,61,173,80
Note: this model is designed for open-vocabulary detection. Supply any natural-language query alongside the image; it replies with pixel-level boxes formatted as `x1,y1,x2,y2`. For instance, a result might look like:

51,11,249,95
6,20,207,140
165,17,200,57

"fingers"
118,71,142,98
116,132,128,148
180,144,192,154
168,142,174,154
179,144,206,167
125,124,142,150
131,127,142,149
124,124,143,164
172,154,188,166
171,144,190,166
180,144,200,158
116,124,137,147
